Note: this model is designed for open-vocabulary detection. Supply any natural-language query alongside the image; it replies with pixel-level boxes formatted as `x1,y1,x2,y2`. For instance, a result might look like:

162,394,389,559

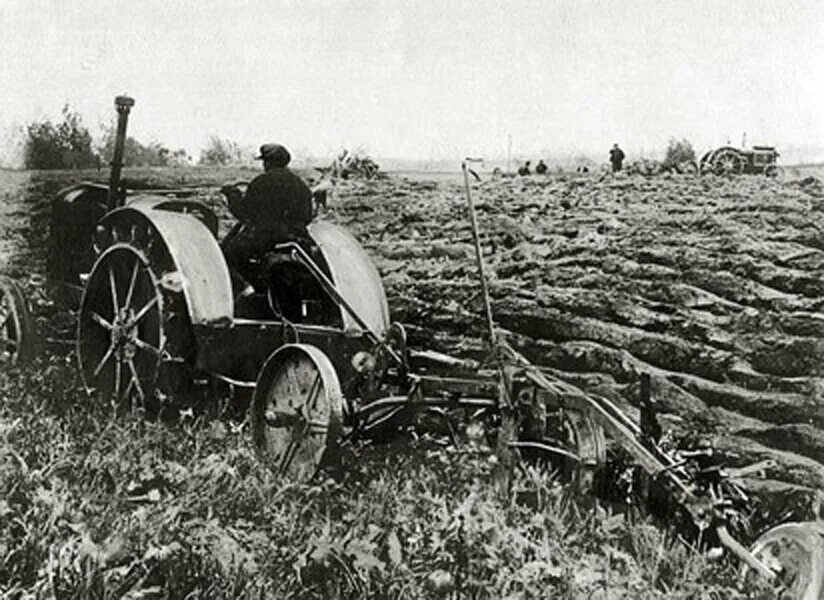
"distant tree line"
23,104,191,170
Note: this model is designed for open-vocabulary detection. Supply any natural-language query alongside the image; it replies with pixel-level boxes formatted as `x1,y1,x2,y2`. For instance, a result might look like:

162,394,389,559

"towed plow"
34,96,824,597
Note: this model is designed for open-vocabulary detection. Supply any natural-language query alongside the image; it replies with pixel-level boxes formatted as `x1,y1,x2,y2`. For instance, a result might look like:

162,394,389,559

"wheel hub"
111,308,139,351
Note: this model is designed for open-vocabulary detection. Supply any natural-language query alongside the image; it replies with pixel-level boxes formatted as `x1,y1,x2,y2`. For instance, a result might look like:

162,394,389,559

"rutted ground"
318,170,824,522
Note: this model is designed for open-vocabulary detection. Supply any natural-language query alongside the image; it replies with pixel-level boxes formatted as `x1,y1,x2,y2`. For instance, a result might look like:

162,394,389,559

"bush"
199,136,249,166
663,138,696,168
24,105,99,170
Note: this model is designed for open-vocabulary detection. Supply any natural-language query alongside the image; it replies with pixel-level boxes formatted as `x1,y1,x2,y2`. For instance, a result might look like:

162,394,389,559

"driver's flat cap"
256,143,291,166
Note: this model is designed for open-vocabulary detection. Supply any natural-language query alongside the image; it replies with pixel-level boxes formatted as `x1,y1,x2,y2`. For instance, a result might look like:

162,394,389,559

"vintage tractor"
48,97,823,597
699,145,782,176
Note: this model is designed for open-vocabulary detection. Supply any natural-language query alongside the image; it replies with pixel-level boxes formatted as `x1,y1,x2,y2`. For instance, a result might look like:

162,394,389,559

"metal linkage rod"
276,242,402,365
462,159,496,347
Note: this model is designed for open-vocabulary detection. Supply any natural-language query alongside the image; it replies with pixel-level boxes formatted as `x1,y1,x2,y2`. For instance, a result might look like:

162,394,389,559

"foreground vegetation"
0,354,772,599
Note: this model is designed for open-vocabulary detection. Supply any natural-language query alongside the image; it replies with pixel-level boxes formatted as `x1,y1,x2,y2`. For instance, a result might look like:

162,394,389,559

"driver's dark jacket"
229,167,312,233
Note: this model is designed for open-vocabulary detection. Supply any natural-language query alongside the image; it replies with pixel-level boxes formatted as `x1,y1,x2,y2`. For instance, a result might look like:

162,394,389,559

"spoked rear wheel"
742,521,824,599
251,344,343,482
713,149,744,175
78,244,164,408
0,277,35,364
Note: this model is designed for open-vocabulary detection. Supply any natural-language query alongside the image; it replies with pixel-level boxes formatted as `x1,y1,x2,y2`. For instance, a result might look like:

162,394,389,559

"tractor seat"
261,246,341,328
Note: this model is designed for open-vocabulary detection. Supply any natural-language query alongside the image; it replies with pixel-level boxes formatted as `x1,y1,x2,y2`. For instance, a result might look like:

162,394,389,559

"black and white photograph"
1,1,824,597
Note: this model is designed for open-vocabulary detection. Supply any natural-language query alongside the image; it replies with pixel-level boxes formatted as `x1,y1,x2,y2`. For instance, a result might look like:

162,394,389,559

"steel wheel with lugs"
251,344,343,482
78,244,166,407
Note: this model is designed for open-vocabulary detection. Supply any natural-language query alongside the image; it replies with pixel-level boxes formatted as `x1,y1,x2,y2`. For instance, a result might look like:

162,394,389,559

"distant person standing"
609,143,625,172
517,161,531,176
535,159,548,175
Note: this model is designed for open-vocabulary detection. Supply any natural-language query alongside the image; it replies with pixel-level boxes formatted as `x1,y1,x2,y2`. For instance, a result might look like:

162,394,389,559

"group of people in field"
516,143,626,176
516,159,549,176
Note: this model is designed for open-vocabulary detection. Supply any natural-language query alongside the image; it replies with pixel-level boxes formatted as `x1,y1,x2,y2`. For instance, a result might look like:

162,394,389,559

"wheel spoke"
278,436,302,476
306,422,328,435
89,311,114,331
133,337,161,356
302,374,322,419
128,359,146,402
93,343,116,378
114,354,123,403
131,296,158,325
124,259,139,310
108,267,119,313
123,369,136,398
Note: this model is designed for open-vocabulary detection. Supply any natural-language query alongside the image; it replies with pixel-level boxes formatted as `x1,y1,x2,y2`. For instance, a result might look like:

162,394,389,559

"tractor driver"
222,143,313,294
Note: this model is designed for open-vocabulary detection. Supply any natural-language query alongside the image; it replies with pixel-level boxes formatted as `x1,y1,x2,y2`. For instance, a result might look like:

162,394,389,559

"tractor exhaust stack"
107,95,135,211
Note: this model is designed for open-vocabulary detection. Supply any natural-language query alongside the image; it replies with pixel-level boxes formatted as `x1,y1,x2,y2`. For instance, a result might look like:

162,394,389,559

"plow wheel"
0,277,35,364
765,164,785,178
251,344,343,482
742,521,824,599
712,148,744,175
547,408,606,493
518,389,607,493
78,243,183,408
676,160,698,175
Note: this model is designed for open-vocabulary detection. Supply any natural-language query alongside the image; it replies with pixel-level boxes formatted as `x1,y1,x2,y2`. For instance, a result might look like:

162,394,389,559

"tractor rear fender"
99,198,232,325
306,221,390,337
124,195,219,237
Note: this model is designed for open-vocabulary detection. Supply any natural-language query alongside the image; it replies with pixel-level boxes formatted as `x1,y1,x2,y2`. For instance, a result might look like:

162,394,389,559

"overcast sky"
1,0,822,164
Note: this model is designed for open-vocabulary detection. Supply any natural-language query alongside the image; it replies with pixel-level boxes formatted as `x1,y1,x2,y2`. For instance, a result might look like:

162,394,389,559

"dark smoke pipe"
107,95,135,211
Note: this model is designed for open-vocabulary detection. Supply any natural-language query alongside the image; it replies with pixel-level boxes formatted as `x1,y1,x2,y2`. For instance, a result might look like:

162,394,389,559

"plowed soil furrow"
327,171,824,518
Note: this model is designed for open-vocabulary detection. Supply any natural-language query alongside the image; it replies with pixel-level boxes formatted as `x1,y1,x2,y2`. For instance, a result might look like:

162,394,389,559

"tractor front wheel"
764,165,784,178
251,344,344,482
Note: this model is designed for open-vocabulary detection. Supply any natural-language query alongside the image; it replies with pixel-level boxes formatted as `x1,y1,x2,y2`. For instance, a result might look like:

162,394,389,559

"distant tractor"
699,145,782,176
